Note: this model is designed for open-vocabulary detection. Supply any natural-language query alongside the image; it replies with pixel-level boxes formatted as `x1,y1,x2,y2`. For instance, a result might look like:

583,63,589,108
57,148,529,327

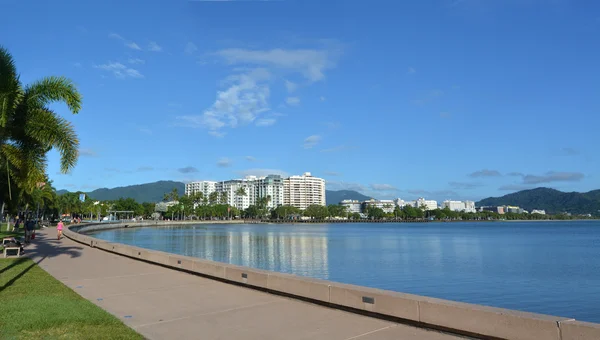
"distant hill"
326,190,372,205
59,181,185,203
58,181,372,205
476,187,600,215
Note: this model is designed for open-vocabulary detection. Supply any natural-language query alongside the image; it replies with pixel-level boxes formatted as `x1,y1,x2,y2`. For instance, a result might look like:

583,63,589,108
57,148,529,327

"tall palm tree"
0,46,81,213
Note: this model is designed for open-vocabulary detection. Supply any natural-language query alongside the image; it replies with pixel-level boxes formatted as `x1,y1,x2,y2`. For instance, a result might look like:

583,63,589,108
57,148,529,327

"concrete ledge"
225,265,269,288
64,223,600,340
267,273,331,302
330,283,421,322
418,296,570,340
560,320,600,340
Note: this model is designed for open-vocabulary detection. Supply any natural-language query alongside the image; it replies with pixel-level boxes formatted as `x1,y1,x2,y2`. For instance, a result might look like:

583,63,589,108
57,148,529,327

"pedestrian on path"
57,220,64,240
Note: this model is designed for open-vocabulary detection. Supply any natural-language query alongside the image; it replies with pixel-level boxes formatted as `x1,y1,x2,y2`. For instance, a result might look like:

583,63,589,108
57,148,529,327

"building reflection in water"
92,224,330,280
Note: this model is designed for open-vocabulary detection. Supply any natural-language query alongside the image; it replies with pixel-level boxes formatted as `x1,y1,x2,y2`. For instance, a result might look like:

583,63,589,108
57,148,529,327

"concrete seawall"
65,222,600,340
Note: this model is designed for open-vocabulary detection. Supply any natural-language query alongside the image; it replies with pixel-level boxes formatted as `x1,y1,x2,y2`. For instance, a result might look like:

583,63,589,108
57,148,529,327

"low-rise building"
415,198,438,211
362,199,395,213
340,200,362,214
531,209,546,215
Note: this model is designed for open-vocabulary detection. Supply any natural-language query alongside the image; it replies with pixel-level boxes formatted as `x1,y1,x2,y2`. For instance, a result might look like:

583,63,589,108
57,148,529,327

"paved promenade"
26,228,466,340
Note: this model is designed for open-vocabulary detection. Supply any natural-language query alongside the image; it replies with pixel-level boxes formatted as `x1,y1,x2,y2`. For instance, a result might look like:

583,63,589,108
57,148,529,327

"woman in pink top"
57,221,64,240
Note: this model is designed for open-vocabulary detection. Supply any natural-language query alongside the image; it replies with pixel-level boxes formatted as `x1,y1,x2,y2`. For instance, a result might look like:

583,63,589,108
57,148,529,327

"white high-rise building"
464,201,476,213
185,181,217,197
283,172,326,209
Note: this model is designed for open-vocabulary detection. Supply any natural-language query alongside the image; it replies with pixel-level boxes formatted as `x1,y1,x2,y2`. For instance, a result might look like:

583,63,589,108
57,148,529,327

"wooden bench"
3,246,22,258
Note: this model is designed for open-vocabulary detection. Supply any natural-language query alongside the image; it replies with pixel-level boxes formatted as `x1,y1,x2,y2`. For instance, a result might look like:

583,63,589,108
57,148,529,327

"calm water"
87,221,600,322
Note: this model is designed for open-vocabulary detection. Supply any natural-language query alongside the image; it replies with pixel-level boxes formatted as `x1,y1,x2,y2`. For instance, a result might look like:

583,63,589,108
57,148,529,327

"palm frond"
25,107,79,173
0,46,24,128
25,75,82,114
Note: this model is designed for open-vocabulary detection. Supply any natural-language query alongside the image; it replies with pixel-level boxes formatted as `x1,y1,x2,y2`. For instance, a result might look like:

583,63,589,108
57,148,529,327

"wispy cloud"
440,111,451,119
136,166,154,172
176,44,341,136
303,135,321,149
449,181,483,190
522,171,584,184
126,42,142,50
73,62,82,68
245,156,257,162
320,145,356,153
255,118,276,127
178,166,199,174
148,41,162,52
468,169,501,178
413,89,443,105
499,184,533,191
370,184,398,191
559,147,579,156
79,148,97,157
286,96,300,106
320,96,326,102
407,67,416,74
324,171,341,176
216,157,233,168
237,168,288,178
184,42,198,55
138,126,152,134
285,80,297,93
507,172,524,177
323,121,340,129
128,58,145,65
94,62,143,79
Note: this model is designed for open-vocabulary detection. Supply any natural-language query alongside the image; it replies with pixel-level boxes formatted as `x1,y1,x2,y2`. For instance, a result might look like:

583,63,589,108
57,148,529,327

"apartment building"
362,199,396,213
184,180,217,197
340,200,362,214
415,198,438,211
283,172,326,209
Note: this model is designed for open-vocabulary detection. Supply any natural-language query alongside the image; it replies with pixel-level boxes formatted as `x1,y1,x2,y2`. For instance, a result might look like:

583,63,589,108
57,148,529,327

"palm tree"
235,187,246,211
0,46,81,217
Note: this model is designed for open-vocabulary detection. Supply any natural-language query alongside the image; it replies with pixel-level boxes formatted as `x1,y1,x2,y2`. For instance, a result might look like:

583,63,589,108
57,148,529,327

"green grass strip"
0,258,143,340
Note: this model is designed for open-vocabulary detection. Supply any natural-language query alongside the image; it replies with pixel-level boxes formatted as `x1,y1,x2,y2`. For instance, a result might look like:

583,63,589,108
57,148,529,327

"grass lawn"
0,258,143,340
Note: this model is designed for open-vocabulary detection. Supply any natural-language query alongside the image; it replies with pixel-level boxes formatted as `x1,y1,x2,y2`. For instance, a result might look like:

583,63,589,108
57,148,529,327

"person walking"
57,220,64,240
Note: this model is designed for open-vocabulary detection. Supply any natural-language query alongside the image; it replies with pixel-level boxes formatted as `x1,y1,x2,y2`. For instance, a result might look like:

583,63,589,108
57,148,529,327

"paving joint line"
134,299,284,329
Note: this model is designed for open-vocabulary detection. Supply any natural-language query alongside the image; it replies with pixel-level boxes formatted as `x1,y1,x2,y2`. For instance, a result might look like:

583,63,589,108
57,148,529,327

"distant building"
464,201,476,213
415,198,438,211
531,209,546,215
362,199,396,213
340,200,362,214
394,199,416,208
283,172,326,209
185,181,217,197
442,200,466,212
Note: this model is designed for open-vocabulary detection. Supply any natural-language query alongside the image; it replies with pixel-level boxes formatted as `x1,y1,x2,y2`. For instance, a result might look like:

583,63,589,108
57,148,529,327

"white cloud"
177,44,341,136
255,118,276,127
209,130,226,138
185,42,198,55
245,156,256,162
408,67,416,74
108,33,124,40
214,47,339,82
303,135,321,149
237,168,289,178
320,96,326,101
176,68,270,134
73,62,82,68
217,157,232,167
128,58,145,65
370,184,398,191
79,148,97,157
94,62,144,79
285,80,297,93
126,42,142,50
286,97,300,106
148,41,162,52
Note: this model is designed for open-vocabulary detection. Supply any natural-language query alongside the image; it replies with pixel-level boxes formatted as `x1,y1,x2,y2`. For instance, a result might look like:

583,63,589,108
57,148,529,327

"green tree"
208,191,219,205
0,46,82,218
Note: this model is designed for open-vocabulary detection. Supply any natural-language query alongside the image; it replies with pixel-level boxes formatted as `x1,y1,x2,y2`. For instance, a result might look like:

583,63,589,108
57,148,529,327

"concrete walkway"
26,228,467,340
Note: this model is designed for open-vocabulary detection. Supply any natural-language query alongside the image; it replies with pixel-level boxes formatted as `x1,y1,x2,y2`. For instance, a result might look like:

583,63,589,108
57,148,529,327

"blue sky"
1,0,598,202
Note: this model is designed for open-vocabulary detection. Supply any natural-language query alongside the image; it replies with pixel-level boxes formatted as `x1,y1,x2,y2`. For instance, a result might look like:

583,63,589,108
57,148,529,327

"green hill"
326,190,372,205
58,181,372,205
476,187,600,215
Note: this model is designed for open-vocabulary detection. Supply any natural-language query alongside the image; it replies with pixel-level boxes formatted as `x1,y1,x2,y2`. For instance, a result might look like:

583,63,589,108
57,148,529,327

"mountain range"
476,188,600,215
58,181,372,205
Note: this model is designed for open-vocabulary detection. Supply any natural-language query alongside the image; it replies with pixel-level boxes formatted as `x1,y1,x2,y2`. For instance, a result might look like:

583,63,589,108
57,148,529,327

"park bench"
3,246,22,258
2,237,23,258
